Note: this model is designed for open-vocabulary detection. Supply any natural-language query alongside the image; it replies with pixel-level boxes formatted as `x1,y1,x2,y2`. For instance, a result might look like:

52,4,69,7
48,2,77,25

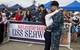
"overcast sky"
0,0,79,7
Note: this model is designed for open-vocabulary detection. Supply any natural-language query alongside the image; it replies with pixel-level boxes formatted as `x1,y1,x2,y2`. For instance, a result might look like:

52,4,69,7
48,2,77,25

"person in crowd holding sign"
71,12,80,42
44,1,64,50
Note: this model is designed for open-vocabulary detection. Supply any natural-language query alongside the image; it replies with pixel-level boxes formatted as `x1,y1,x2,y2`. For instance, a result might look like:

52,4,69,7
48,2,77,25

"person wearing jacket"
44,1,64,50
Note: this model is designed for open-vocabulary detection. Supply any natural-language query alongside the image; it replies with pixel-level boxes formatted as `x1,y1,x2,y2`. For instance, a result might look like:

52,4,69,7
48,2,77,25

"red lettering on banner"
18,24,24,29
18,24,46,31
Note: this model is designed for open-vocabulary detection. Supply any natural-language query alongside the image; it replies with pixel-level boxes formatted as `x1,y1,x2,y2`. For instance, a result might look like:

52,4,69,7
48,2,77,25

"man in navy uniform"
44,1,64,50
50,1,64,50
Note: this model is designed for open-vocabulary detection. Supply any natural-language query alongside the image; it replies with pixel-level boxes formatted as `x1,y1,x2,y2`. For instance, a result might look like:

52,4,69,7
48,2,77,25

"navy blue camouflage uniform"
51,10,64,50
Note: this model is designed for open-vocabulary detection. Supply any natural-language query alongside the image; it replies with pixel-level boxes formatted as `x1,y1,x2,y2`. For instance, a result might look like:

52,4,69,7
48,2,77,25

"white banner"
9,23,46,40
8,22,73,50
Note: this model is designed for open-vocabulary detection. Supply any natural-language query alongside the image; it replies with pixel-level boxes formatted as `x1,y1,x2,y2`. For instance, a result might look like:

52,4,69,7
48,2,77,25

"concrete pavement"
0,41,80,50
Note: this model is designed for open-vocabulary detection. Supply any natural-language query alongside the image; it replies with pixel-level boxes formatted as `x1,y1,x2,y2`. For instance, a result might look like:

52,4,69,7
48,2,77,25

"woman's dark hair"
51,1,59,7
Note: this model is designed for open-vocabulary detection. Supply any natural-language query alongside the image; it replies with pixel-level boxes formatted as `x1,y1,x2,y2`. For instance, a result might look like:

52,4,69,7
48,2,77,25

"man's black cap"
51,1,59,7
39,4,45,8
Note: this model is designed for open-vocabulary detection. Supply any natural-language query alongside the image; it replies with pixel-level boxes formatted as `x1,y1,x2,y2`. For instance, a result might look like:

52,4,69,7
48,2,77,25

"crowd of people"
63,11,80,42
0,5,47,23
0,1,80,50
0,4,48,44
